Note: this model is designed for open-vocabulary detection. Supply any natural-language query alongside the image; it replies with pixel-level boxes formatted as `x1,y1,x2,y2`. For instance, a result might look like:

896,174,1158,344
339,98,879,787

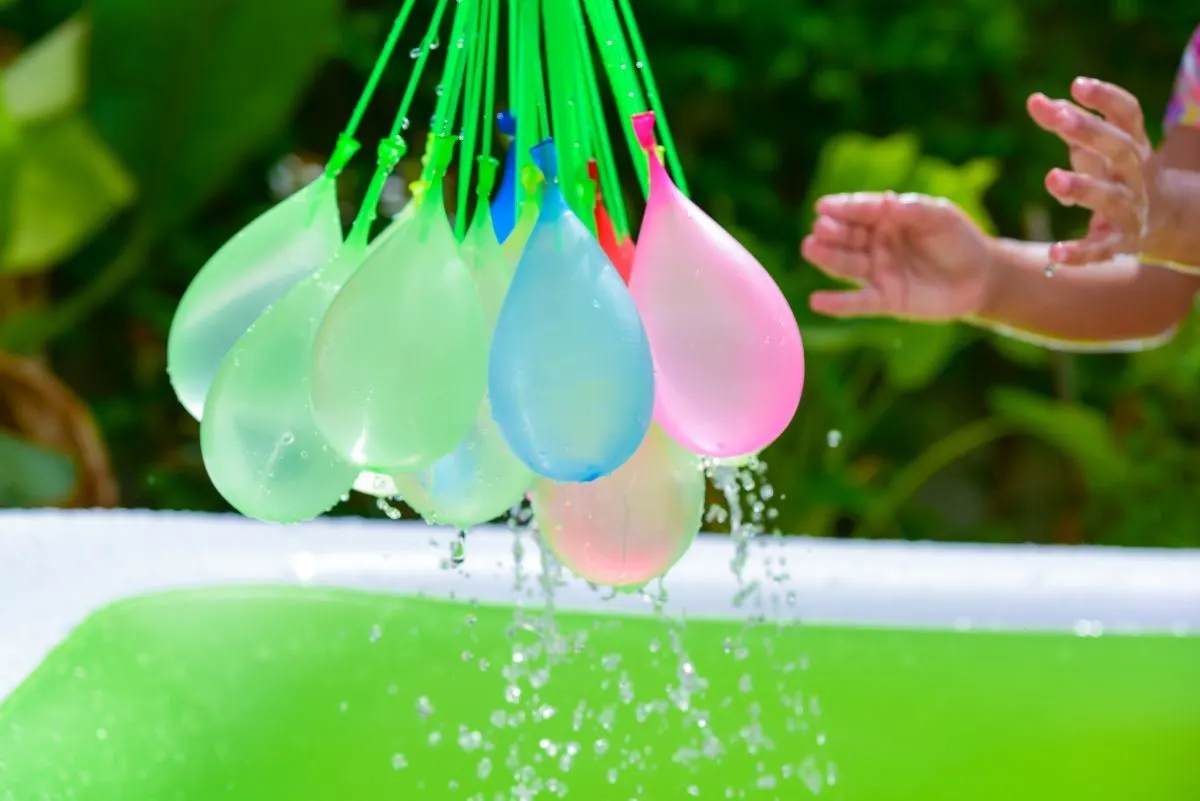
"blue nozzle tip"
530,138,558,181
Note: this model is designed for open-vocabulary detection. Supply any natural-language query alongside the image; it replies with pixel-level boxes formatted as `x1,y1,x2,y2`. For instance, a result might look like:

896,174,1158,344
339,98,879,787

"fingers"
801,235,870,281
814,192,888,225
810,286,886,318
1045,168,1137,220
1070,77,1150,150
1049,230,1125,266
812,216,870,250
1069,145,1109,182
1029,93,1144,180
814,191,959,234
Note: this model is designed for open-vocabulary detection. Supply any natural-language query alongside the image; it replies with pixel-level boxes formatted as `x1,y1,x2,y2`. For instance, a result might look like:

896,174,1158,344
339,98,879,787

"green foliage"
0,431,75,505
88,0,341,228
0,0,1196,545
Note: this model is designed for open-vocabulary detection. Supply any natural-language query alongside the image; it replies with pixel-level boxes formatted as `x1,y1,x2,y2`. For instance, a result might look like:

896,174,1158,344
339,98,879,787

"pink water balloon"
531,424,704,588
628,112,804,458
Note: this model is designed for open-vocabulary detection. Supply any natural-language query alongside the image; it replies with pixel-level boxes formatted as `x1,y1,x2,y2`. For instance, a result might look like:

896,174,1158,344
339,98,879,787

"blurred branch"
0,217,154,353
858,417,1013,538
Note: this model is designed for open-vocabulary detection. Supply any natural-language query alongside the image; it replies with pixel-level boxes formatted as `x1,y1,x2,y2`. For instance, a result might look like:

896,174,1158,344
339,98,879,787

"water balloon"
393,157,533,528
199,236,367,523
587,159,634,284
168,166,346,421
628,111,804,458
489,139,655,482
500,165,543,266
532,424,704,588
312,135,489,472
491,110,519,242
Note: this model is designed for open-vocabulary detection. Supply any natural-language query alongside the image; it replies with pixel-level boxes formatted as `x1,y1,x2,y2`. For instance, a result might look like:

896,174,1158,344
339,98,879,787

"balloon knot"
376,136,407,172
497,110,517,137
631,111,657,151
327,133,361,176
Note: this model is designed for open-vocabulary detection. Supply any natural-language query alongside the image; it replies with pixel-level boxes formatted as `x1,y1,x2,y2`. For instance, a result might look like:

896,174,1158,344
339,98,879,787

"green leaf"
88,0,342,228
908,155,1000,233
988,387,1128,490
879,322,966,391
1,113,136,274
804,131,921,204
0,92,20,258
1,14,88,125
0,431,76,506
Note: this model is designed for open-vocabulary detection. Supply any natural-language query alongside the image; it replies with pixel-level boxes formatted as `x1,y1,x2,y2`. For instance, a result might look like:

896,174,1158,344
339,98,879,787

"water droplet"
392,753,408,770
416,696,435,718
435,83,445,96
95,728,108,741
1045,263,1058,277
477,757,493,779
450,530,467,567
368,623,382,644
280,432,295,445
409,46,422,59
826,429,842,448
401,117,411,131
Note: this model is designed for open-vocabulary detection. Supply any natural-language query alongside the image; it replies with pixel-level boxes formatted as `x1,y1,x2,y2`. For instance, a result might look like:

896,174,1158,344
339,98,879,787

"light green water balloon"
500,165,543,267
312,136,489,473
393,157,532,528
167,166,347,421
199,234,367,523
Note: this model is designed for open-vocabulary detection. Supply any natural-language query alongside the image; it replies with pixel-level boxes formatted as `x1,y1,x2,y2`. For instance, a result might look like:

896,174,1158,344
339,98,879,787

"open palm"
801,192,994,320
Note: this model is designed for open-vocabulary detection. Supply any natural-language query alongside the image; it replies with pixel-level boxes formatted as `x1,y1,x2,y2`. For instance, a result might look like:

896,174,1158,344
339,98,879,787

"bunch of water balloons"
166,0,804,588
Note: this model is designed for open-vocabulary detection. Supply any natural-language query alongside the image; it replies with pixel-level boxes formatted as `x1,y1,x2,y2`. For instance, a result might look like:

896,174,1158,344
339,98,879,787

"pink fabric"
1165,24,1200,129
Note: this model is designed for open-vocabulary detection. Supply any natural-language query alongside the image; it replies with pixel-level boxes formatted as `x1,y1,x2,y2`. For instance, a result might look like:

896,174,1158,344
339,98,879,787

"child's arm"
973,239,1199,349
803,192,1200,349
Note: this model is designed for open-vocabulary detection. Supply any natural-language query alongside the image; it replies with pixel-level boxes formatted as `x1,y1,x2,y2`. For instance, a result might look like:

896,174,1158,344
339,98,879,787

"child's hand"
801,192,995,319
1027,78,1155,265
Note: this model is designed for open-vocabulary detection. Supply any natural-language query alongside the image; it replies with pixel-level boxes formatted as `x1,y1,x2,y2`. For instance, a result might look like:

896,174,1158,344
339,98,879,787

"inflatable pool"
0,510,1197,800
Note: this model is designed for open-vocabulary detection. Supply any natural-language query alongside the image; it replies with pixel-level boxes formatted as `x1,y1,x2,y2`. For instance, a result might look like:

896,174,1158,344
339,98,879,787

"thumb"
885,193,964,234
810,286,888,318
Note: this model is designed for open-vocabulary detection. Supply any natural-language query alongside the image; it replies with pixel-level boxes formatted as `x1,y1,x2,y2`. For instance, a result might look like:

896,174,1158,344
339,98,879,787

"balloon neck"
530,138,559,185
476,156,499,196
631,111,658,152
428,135,457,183
376,135,408,173
326,133,361,177
540,184,570,220
497,109,517,138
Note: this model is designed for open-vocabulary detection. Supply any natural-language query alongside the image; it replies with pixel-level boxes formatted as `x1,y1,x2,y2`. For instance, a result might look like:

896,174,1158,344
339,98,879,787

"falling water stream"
376,455,834,799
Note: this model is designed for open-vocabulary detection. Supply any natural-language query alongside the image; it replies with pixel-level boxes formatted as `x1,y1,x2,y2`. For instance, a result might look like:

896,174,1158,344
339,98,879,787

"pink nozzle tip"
587,159,599,180
631,112,657,151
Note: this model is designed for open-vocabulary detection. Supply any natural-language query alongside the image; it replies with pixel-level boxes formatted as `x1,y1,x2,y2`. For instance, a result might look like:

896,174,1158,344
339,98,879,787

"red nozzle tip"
587,159,599,180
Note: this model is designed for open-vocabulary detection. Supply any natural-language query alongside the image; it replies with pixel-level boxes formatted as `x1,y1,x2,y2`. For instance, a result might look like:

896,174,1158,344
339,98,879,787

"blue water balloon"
489,139,655,482
491,110,519,243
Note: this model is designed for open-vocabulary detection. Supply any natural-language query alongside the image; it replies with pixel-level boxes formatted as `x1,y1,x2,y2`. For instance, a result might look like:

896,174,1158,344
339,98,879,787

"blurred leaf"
88,0,341,228
988,386,1128,489
987,332,1051,368
880,322,966,391
0,94,19,257
1,114,136,274
0,431,76,506
1,14,87,125
909,156,1000,233
804,132,921,203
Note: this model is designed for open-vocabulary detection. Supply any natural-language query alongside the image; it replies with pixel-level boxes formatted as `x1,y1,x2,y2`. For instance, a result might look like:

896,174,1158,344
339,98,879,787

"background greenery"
1,0,1197,547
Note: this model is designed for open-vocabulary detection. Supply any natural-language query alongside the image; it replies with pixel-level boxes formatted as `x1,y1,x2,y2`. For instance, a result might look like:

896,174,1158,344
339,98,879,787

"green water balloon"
199,235,368,523
312,136,489,472
393,157,532,529
167,167,346,421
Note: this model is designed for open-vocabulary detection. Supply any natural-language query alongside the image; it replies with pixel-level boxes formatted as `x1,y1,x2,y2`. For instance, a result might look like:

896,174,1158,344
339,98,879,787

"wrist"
973,236,1025,321
1143,168,1198,266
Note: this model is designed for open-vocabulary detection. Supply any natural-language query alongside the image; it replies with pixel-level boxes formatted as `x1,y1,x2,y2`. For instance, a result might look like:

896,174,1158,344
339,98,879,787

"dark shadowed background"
1,0,1197,547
